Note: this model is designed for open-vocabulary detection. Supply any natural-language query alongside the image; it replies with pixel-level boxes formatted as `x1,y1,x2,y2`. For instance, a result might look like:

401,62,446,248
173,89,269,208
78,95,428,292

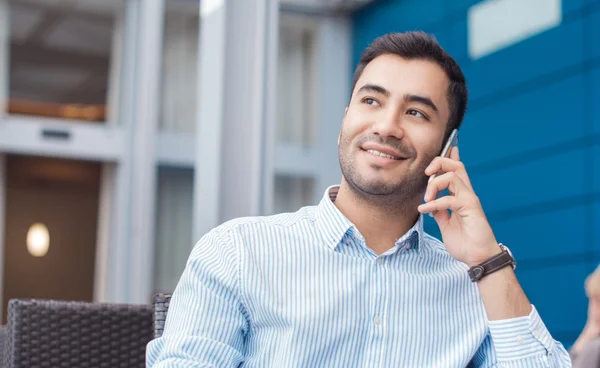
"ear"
338,107,348,145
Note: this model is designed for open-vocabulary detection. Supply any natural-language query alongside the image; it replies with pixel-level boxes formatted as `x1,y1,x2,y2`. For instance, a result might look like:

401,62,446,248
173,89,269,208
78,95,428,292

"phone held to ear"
427,128,459,217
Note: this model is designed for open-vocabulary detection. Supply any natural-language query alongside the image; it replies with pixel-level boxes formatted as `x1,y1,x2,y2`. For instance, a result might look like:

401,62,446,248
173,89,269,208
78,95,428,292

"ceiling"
9,0,119,106
8,0,198,107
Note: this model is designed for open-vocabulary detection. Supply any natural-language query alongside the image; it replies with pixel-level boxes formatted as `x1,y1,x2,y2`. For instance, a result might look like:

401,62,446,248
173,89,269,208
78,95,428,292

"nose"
370,108,405,140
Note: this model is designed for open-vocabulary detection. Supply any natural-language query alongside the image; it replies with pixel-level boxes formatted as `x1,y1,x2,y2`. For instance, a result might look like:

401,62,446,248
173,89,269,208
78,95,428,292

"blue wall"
352,0,600,347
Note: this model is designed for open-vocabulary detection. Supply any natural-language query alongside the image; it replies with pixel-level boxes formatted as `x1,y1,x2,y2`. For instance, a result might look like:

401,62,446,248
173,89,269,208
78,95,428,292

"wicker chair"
0,325,6,367
152,294,171,339
4,299,153,368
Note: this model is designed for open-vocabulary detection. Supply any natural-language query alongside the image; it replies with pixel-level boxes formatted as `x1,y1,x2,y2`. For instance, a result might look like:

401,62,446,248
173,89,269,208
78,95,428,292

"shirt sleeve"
146,226,249,367
472,305,572,367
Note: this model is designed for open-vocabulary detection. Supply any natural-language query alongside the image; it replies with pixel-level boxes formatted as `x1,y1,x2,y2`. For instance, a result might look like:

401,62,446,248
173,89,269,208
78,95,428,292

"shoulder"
217,205,316,233
193,206,317,251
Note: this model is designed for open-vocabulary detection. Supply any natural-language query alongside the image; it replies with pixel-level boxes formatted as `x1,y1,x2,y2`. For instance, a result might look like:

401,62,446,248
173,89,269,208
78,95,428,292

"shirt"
146,185,571,367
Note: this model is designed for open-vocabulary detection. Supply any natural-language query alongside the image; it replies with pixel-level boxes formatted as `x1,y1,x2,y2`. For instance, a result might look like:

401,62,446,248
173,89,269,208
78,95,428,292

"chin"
353,177,403,196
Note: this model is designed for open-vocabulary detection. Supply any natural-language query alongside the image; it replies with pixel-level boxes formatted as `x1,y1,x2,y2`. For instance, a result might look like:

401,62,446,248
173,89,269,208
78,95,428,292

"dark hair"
351,31,468,133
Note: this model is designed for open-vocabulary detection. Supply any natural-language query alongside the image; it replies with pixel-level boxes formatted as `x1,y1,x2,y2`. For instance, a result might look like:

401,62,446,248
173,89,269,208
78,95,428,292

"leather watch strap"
467,250,514,282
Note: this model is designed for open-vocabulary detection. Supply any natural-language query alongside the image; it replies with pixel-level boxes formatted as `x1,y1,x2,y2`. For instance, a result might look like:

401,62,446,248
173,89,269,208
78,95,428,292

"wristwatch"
467,243,516,282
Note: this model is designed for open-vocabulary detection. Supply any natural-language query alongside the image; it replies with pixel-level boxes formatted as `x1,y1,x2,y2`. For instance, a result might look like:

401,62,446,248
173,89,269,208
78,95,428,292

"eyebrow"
357,84,390,97
404,94,439,113
357,84,440,114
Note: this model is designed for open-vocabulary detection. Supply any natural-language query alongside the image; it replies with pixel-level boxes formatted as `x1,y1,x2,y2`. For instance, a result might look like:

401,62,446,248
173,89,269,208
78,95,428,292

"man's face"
339,54,451,204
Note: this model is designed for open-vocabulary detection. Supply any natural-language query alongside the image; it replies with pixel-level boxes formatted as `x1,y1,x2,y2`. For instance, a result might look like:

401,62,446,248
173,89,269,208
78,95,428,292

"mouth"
362,148,406,161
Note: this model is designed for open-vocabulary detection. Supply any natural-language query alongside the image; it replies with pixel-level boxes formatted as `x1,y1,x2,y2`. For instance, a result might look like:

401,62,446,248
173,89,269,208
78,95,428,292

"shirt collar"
314,185,425,253
315,186,354,251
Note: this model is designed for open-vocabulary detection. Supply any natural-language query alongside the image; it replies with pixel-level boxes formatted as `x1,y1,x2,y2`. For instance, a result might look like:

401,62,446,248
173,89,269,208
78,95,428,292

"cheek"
413,141,441,164
339,119,363,147
413,130,445,157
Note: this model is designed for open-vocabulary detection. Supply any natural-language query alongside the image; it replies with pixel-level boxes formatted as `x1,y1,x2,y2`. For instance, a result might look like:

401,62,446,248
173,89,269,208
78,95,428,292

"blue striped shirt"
147,185,571,367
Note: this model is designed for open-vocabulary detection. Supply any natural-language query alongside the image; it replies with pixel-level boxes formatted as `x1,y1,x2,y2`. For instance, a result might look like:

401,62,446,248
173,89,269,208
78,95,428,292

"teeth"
366,149,399,160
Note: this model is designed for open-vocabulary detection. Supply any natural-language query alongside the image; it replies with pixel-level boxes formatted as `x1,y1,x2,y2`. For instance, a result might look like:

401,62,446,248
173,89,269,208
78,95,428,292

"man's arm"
472,311,572,368
146,227,249,367
418,147,571,366
467,268,572,366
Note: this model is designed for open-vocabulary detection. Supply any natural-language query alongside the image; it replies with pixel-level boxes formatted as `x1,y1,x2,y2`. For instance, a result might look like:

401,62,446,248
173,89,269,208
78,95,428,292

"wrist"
467,243,516,283
465,242,502,268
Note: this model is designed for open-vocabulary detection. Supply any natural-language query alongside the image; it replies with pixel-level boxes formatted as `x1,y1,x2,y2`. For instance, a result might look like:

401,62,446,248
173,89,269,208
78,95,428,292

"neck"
333,180,422,255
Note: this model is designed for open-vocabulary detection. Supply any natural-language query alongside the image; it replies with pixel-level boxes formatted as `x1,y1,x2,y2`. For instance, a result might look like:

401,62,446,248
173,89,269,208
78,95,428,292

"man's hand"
417,146,500,267
418,146,532,322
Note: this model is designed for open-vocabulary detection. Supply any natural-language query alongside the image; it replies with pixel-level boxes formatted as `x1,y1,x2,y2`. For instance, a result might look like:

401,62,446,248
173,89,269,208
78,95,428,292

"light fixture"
26,223,50,257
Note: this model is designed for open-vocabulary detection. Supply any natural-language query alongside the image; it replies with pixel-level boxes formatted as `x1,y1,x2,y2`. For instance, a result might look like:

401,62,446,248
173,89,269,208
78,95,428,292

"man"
147,32,571,367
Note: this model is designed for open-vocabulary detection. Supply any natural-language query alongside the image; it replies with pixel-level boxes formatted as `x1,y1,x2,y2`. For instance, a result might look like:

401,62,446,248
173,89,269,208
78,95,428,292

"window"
153,167,194,293
159,2,199,133
7,1,121,122
277,14,318,146
273,175,316,214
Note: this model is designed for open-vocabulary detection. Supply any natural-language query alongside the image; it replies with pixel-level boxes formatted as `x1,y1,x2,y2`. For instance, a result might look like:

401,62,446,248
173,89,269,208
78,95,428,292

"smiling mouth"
363,149,405,160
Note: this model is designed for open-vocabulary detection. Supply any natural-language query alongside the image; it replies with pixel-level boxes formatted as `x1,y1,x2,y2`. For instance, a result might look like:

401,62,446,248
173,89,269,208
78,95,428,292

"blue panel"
471,149,586,212
491,206,586,261
448,17,469,63
423,215,441,239
595,145,600,192
353,0,447,32
592,68,600,134
588,8,600,61
352,0,449,68
596,203,600,249
460,74,585,166
563,0,587,14
461,19,583,101
429,26,455,58
447,0,480,13
516,263,588,340
448,0,587,18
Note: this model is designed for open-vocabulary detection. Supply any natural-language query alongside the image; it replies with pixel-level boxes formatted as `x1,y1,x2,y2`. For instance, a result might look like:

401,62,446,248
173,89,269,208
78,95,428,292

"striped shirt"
146,185,571,367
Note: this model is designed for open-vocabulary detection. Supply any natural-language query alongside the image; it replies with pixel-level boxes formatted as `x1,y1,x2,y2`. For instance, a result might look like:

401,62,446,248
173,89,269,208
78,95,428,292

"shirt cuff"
487,305,555,362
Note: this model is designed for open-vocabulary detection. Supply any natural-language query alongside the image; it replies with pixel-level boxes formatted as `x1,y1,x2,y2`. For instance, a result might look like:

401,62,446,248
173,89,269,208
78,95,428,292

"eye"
362,97,380,106
407,109,428,120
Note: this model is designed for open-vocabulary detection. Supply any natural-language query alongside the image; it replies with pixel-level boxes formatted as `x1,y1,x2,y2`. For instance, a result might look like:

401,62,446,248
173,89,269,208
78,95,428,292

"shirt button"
517,336,525,344
376,258,383,265
373,316,382,325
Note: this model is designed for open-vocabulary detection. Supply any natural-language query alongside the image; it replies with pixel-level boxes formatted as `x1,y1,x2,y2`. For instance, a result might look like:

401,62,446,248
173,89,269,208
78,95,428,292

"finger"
431,207,450,228
417,196,462,214
423,171,470,203
425,156,472,190
450,146,460,161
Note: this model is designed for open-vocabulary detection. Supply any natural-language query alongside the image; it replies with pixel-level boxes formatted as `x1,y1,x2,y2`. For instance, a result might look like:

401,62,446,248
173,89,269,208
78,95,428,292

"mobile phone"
428,128,459,183
426,129,458,217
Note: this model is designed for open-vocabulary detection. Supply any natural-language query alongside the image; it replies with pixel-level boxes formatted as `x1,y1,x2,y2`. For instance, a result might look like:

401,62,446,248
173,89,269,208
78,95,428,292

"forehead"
354,54,450,106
